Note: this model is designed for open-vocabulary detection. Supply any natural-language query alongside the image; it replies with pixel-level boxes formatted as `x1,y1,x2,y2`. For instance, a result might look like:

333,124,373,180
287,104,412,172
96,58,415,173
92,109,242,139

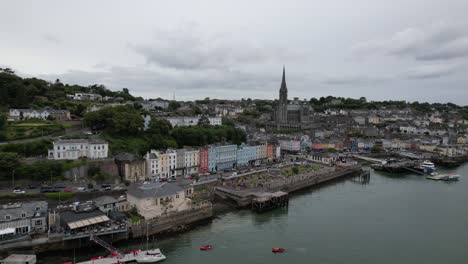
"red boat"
199,245,213,251
272,248,285,253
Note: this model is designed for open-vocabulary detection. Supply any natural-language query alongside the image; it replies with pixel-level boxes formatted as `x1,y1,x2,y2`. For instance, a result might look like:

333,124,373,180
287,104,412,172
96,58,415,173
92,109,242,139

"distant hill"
0,68,138,110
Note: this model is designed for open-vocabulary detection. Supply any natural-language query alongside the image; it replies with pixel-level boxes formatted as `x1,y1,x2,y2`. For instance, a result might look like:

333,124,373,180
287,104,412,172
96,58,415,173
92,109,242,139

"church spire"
280,65,287,92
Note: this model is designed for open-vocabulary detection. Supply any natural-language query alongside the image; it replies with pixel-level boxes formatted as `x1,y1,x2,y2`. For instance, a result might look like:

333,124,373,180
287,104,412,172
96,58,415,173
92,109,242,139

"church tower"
277,66,288,123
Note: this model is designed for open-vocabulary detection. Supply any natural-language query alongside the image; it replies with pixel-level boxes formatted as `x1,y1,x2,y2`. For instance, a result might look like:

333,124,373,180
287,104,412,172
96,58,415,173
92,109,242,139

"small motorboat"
199,245,213,251
272,248,285,253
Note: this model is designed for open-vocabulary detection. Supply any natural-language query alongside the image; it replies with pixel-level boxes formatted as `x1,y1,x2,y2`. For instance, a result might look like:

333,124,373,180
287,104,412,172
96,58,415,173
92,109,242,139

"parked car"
101,184,111,188
104,186,112,191
63,188,73,193
13,189,25,194
76,187,86,191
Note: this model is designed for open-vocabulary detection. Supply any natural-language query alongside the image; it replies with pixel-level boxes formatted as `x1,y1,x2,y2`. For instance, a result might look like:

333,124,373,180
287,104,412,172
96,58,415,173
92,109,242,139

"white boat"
421,160,436,174
426,173,460,181
135,249,166,263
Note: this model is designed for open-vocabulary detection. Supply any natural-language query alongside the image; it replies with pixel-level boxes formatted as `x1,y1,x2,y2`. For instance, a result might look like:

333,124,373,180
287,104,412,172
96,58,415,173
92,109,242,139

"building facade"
115,153,147,182
145,149,177,179
163,116,222,127
236,145,257,168
271,67,313,129
0,202,48,238
198,148,209,174
48,139,108,160
127,182,194,219
209,145,237,172
8,109,70,121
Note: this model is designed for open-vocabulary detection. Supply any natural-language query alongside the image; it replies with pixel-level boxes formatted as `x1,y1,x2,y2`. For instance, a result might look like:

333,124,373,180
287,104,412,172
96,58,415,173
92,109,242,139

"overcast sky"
1,0,468,104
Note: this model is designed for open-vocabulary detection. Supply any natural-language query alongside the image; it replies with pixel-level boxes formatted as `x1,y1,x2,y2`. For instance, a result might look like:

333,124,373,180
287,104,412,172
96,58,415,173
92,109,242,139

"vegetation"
84,105,144,135
0,114,6,141
171,125,246,147
0,139,52,157
5,120,65,140
0,68,138,113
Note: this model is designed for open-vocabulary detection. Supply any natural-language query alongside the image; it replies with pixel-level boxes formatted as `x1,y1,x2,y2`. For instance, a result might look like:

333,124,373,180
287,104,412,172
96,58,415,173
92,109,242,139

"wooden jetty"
251,191,289,213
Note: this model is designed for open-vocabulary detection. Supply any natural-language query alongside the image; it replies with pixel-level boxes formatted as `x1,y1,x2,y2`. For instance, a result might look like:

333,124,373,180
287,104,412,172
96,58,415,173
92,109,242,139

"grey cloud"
130,25,287,71
42,34,60,44
352,22,468,61
405,62,460,79
322,75,389,86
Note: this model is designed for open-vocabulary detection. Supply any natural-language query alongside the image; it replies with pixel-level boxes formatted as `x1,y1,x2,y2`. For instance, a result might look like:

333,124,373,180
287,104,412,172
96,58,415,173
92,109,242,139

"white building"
279,140,301,153
145,149,177,179
8,109,70,121
48,139,108,160
163,116,222,127
127,182,194,220
140,99,169,111
71,93,103,101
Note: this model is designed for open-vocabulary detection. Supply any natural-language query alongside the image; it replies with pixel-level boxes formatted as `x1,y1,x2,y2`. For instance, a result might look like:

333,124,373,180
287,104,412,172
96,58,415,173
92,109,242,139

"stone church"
271,67,313,130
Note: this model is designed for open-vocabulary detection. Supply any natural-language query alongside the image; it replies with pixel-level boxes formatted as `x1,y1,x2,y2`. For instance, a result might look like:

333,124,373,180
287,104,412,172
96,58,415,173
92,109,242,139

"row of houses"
119,144,281,182
8,108,70,121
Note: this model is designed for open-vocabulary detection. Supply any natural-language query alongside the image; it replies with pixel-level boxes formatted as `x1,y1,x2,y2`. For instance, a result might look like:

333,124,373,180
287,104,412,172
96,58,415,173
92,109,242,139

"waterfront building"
162,116,222,127
279,140,301,153
94,196,118,214
145,149,177,179
0,202,48,238
198,148,209,174
115,153,147,182
255,143,268,165
267,144,275,161
175,148,200,177
127,182,194,219
59,208,111,235
208,145,237,172
236,144,257,168
48,139,108,160
8,108,70,121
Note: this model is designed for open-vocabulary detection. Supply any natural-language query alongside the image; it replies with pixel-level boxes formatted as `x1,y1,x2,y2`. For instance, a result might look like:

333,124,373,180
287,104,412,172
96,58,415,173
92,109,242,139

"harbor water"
39,163,468,264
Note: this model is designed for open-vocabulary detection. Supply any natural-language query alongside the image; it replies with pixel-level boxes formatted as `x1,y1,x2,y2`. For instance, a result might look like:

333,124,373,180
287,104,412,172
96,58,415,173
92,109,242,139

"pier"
251,191,289,213
214,165,362,212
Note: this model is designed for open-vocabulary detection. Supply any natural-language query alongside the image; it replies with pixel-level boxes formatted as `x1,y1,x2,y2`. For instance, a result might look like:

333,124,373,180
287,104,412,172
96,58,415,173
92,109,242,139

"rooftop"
127,182,184,199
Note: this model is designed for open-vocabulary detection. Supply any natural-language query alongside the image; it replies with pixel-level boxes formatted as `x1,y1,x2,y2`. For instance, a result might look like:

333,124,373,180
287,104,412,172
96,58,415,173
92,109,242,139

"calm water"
40,164,468,264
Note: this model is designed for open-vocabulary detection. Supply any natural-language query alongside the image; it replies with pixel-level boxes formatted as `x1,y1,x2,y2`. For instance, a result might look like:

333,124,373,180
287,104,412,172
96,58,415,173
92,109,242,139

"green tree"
197,115,211,127
0,152,21,180
168,101,181,111
0,114,6,141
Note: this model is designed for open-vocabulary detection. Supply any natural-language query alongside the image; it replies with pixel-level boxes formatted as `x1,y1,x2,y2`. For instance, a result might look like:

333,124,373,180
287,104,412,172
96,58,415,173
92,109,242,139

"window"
176,194,179,198
35,220,42,226
36,207,41,211
5,215,11,221
21,212,26,218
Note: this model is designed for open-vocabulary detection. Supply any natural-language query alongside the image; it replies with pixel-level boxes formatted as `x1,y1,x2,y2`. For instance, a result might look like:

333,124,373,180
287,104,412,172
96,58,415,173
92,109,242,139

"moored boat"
272,247,285,253
199,245,213,251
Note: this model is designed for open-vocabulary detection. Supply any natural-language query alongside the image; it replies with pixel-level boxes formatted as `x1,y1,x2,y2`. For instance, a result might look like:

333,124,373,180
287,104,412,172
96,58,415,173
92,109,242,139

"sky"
1,0,468,105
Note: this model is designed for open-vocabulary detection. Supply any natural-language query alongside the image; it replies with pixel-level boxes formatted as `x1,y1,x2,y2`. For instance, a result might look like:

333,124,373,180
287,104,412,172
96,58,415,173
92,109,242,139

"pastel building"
145,149,177,179
279,140,301,153
208,145,237,172
236,145,257,168
199,148,209,174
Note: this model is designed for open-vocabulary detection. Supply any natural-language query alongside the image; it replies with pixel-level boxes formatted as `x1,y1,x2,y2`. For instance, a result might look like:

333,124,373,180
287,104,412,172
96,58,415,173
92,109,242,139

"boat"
426,173,460,181
199,245,213,251
421,160,436,174
272,248,285,253
135,249,166,263
446,173,460,181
